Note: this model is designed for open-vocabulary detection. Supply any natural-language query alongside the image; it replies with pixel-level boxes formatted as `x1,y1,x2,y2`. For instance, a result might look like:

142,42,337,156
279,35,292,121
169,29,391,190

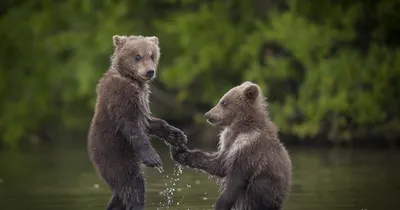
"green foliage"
0,0,399,146
157,0,400,142
0,0,141,146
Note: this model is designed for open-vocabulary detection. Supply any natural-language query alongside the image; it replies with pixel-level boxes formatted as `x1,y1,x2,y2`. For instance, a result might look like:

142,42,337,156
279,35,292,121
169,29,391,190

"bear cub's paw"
171,146,190,166
165,125,188,147
139,147,162,168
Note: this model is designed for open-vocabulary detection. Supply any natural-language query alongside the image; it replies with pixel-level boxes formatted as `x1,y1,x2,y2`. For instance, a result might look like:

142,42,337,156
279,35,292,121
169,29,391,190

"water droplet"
0,178,3,184
195,180,200,184
202,197,208,200
156,166,165,173
93,184,99,188
159,163,184,208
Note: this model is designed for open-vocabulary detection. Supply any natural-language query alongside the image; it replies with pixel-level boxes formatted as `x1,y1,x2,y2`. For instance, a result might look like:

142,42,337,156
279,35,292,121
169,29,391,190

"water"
0,141,399,210
157,163,184,208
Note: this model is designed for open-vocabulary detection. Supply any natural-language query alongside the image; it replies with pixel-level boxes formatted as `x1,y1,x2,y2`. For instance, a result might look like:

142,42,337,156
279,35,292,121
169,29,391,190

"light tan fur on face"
111,35,161,82
205,81,265,128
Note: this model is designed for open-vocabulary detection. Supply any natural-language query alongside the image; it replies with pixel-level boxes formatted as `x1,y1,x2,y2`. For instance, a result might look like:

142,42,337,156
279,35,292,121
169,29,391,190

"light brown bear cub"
88,35,187,210
172,81,292,210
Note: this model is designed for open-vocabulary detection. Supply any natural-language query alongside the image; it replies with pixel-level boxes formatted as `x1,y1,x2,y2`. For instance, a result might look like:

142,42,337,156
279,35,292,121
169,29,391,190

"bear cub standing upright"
88,35,187,210
172,81,292,210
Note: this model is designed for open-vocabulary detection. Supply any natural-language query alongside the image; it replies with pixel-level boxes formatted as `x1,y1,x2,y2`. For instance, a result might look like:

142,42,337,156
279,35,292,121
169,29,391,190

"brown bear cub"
171,81,292,210
88,35,187,210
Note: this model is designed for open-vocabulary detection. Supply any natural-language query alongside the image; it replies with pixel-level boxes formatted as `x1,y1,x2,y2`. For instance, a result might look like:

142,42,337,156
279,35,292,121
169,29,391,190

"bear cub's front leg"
120,123,162,168
148,116,188,147
137,142,162,168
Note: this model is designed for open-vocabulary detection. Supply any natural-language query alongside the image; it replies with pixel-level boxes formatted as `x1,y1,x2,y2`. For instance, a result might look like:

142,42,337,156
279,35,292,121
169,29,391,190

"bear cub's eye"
220,100,228,107
135,55,142,61
151,54,155,62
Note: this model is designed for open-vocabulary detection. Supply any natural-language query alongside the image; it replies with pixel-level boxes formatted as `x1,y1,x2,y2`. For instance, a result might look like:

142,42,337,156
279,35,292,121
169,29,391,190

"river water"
0,141,399,210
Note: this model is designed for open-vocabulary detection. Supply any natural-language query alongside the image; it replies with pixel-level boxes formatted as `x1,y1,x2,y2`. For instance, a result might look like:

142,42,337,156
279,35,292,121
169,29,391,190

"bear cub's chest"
134,87,151,117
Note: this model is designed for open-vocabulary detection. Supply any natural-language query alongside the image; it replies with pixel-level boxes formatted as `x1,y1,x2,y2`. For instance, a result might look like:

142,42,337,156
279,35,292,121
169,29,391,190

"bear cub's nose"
146,70,155,78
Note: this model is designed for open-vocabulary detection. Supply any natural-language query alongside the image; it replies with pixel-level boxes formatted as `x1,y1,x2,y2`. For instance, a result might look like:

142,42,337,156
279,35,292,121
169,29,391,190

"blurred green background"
0,0,399,148
1,0,400,209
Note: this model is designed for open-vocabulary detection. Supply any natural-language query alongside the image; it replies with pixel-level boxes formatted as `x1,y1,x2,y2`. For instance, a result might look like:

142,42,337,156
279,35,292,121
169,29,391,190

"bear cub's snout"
204,111,218,124
146,69,155,78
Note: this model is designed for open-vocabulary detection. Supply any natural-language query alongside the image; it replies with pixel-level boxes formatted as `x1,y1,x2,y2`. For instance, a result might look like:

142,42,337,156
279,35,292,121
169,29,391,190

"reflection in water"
0,141,399,210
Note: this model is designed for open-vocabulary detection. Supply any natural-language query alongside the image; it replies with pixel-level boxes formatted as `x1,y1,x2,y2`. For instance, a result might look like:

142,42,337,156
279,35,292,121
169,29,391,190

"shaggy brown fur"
172,81,292,210
88,35,187,210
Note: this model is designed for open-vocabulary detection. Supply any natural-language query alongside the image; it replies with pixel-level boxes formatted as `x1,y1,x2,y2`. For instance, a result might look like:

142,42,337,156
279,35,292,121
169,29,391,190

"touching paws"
139,147,162,168
171,146,190,165
166,125,188,147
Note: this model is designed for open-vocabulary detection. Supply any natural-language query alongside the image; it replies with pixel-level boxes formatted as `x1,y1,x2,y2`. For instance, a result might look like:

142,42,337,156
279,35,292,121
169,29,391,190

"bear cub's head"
112,35,160,82
204,81,265,127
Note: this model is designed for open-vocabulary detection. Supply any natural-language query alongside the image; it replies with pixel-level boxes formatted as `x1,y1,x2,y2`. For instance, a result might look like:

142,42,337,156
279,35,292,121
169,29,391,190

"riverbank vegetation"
0,0,399,147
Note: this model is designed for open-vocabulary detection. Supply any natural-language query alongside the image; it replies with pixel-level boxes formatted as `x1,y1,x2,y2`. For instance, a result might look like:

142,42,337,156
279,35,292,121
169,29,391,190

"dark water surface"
0,141,399,210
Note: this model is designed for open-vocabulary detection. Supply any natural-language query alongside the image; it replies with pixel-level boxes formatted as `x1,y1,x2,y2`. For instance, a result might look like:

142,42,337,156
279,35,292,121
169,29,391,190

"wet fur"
172,81,292,210
88,35,187,210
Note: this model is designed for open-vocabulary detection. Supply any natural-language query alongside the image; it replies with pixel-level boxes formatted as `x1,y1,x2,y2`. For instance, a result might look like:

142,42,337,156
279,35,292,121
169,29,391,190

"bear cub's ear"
113,35,127,48
244,83,260,101
147,36,159,45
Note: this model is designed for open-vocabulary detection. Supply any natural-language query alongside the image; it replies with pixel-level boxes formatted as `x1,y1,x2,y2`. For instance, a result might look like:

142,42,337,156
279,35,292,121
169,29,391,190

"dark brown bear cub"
172,81,292,210
88,35,187,210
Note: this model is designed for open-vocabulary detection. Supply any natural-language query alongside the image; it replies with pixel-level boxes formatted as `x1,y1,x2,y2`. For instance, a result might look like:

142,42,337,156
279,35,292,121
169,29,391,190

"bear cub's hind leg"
106,194,124,210
106,172,146,210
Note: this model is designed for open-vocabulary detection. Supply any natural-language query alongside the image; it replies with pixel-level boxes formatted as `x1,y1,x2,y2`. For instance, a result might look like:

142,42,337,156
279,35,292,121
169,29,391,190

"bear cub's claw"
139,148,162,168
166,125,188,147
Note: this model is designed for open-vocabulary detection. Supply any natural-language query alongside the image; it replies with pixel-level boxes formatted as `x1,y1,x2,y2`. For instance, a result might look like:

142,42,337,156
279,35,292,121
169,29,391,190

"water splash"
156,166,165,173
157,163,184,209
